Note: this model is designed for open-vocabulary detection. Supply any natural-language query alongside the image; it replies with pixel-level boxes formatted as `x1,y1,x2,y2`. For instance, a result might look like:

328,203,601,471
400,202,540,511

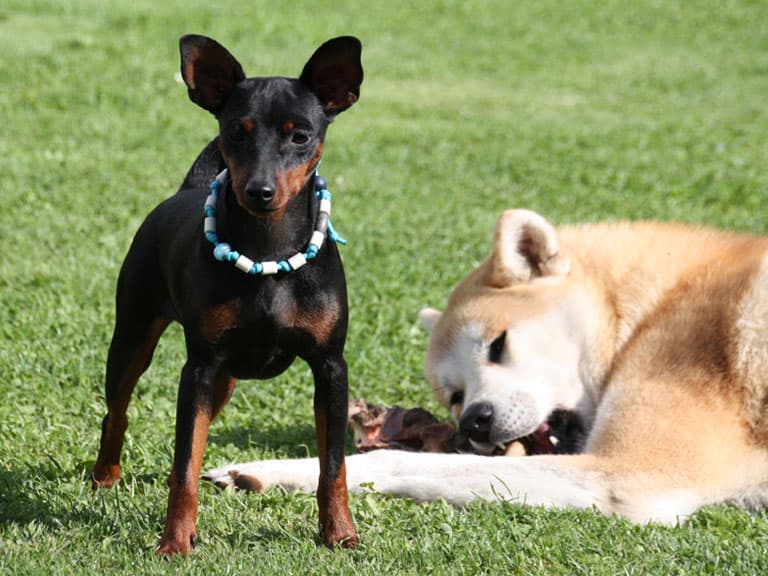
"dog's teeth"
549,435,559,446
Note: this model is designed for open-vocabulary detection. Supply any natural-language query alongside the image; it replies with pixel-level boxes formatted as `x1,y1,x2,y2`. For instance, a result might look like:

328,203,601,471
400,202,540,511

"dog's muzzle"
458,403,586,456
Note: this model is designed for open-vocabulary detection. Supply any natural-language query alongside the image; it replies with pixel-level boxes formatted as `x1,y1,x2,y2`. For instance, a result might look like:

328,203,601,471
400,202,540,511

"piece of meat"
348,399,456,453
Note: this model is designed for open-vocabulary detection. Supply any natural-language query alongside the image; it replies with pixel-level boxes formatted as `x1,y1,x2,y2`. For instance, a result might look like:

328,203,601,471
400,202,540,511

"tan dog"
207,209,768,524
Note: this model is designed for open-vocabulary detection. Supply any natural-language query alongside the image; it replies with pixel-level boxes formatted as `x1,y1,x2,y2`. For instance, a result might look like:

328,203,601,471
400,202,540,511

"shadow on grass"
208,420,361,459
0,462,162,529
207,422,321,457
0,466,59,525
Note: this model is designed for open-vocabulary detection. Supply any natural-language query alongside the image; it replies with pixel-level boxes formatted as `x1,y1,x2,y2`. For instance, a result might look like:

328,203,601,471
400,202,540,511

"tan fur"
200,302,240,343
419,211,768,517
206,210,768,523
290,296,342,347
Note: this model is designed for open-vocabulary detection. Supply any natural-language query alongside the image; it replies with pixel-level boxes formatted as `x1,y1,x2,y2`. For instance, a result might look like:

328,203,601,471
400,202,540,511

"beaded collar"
203,168,346,276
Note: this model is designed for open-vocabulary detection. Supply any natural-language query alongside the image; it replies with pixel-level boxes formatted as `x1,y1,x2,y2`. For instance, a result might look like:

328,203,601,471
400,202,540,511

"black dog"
91,34,363,555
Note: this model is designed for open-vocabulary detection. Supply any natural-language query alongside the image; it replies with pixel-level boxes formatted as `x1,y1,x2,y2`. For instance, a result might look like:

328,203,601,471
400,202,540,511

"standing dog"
91,35,363,554
207,209,768,525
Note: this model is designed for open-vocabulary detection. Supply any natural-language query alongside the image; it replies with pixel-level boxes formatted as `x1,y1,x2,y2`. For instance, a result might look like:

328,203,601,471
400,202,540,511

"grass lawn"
2,0,768,573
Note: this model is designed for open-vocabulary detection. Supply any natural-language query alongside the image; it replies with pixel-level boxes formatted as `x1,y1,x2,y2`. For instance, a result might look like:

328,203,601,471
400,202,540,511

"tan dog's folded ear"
488,209,569,287
418,307,442,333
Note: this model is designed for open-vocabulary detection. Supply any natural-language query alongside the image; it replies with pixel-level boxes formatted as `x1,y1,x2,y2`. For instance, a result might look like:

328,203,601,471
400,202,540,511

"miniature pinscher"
90,34,363,555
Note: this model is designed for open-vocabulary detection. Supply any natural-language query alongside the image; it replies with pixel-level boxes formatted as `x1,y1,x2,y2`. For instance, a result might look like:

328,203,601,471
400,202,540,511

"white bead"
204,217,217,233
235,255,255,273
287,252,307,270
205,195,217,209
309,231,325,249
319,198,332,215
261,261,279,275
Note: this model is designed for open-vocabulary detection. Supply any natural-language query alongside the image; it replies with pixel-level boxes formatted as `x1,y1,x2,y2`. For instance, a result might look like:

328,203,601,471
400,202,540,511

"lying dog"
207,209,768,524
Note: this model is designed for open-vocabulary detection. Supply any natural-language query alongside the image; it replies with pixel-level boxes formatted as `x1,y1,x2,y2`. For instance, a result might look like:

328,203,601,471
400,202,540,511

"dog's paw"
156,526,197,556
202,464,270,492
203,458,320,493
90,463,121,490
231,471,267,492
201,465,239,490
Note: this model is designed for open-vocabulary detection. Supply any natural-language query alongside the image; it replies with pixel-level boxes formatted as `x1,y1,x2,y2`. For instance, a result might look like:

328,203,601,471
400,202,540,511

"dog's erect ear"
487,209,570,287
180,35,246,115
419,308,442,334
300,36,363,115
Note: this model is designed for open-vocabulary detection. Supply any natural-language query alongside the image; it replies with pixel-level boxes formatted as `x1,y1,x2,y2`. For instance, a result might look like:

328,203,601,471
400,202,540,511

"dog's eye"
450,391,464,406
291,131,311,145
488,331,506,364
229,119,251,142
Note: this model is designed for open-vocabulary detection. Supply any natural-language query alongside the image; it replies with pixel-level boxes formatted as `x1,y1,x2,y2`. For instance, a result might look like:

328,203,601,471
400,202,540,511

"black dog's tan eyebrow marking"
281,120,295,134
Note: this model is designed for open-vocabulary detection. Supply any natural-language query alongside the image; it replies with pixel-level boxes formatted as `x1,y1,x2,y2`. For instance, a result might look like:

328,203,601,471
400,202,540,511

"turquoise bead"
213,243,231,261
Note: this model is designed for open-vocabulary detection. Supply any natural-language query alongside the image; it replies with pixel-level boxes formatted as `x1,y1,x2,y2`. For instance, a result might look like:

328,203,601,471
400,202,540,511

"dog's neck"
216,179,317,262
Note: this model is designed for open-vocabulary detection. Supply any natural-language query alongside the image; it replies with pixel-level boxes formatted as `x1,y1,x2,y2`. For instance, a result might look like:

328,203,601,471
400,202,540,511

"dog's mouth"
462,409,586,456
347,401,586,458
237,198,286,218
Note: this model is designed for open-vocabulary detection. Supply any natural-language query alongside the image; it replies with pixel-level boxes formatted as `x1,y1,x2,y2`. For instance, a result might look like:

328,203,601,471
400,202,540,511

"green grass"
1,0,768,573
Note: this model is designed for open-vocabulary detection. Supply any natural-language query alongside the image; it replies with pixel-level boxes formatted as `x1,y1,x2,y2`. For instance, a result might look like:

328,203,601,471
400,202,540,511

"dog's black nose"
246,184,276,206
459,402,494,441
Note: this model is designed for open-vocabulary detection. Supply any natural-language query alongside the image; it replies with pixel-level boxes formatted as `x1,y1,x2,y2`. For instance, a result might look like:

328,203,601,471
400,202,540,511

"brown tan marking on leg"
156,369,234,555
210,372,236,420
157,408,212,556
92,318,171,489
315,405,358,548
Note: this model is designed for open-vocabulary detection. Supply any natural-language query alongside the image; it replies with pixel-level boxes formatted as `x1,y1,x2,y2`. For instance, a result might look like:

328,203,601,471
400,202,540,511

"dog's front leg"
157,363,234,556
311,354,359,548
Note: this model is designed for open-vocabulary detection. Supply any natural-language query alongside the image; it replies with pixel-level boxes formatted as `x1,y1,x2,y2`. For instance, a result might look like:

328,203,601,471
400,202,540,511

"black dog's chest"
194,289,295,378
189,274,339,380
220,324,296,380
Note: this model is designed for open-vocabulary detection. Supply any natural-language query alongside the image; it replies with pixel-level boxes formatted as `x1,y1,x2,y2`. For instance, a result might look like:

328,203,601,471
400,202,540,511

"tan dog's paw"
201,465,238,490
202,464,280,493
232,471,266,492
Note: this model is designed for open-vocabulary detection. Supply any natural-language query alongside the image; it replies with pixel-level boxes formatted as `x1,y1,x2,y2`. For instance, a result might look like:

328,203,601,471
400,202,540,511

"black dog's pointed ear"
300,36,363,115
179,34,246,115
